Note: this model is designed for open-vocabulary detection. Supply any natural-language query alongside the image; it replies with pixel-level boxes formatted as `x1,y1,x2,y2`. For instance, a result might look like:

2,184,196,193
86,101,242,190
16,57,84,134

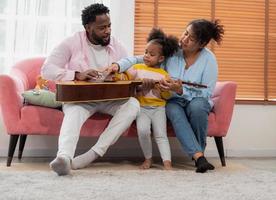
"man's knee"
125,97,140,116
128,97,140,108
63,104,86,115
63,104,92,122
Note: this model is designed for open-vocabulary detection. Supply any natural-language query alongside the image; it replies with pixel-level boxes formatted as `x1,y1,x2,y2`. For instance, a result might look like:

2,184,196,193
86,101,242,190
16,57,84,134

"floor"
1,157,276,173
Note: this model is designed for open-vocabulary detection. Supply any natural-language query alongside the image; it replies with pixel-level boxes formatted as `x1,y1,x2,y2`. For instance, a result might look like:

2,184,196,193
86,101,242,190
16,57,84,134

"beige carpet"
0,159,276,200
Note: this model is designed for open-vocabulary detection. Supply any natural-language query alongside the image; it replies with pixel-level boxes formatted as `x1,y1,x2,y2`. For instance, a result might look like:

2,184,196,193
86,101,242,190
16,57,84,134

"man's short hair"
81,3,110,26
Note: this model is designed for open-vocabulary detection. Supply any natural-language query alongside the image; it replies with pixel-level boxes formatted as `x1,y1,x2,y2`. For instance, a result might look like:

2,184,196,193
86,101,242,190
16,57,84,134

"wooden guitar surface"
56,80,141,103
56,79,207,103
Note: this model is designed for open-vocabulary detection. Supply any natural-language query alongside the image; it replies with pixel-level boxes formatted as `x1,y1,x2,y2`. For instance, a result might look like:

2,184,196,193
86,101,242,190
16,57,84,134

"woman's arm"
176,61,217,100
199,58,218,98
159,53,218,100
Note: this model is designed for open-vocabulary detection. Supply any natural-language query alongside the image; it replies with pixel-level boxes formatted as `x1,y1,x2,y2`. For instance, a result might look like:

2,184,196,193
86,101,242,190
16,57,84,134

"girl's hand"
152,86,162,98
141,78,156,93
104,63,120,75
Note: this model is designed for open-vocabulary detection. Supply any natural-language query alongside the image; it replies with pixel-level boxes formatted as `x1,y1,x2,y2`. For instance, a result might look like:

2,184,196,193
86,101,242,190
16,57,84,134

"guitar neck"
181,81,207,88
103,78,207,88
153,80,207,88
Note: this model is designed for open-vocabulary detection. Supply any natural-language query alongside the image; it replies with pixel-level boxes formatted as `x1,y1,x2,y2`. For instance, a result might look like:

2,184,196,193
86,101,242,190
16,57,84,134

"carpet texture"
1,167,276,200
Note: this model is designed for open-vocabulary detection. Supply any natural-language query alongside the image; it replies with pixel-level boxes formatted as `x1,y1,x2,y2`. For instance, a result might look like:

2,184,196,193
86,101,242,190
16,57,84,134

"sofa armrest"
211,81,237,136
0,74,25,133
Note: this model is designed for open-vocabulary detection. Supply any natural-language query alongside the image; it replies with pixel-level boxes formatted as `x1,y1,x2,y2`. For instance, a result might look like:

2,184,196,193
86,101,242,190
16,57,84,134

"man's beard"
91,31,110,46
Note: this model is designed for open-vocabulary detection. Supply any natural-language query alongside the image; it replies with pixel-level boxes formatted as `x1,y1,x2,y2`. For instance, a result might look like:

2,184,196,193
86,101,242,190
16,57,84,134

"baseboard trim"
0,148,276,158
225,149,276,157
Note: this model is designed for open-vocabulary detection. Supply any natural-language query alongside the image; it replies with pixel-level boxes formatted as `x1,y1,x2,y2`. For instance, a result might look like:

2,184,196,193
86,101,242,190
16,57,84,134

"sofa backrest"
9,57,236,111
10,57,46,90
211,81,237,136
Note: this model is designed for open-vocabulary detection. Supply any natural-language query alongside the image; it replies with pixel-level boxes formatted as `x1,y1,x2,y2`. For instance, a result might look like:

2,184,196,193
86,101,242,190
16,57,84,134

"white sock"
50,155,71,176
71,149,99,170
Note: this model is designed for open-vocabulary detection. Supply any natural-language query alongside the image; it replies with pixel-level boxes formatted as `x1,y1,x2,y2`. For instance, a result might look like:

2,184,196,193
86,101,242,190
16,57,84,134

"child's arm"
117,56,144,73
105,56,144,75
112,65,138,81
125,66,138,80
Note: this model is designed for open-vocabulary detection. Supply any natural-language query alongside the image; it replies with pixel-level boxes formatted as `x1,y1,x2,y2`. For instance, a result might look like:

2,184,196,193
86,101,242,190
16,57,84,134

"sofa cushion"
20,106,112,136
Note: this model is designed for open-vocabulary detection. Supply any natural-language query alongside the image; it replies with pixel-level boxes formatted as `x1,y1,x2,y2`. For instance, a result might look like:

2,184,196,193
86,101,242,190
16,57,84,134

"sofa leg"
214,136,226,167
18,135,27,160
7,135,20,167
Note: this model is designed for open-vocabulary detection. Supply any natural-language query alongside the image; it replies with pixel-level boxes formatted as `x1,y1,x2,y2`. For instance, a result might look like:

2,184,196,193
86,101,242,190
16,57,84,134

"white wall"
109,0,135,55
221,105,276,157
1,0,276,158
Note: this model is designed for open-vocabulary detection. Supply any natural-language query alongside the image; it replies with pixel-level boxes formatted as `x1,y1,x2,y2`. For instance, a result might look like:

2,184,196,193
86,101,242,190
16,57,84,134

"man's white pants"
57,97,140,159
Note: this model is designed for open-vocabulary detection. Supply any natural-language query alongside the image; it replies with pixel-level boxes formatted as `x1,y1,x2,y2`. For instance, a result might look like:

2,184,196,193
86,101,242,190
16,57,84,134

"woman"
108,19,224,173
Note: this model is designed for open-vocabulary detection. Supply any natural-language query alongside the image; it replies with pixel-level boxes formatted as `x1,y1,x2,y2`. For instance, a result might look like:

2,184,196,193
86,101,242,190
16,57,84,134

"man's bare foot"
139,159,152,169
163,160,172,170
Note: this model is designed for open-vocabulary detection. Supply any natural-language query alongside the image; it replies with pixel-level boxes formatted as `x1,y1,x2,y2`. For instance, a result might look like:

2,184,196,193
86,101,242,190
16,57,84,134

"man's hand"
159,78,183,95
75,69,100,81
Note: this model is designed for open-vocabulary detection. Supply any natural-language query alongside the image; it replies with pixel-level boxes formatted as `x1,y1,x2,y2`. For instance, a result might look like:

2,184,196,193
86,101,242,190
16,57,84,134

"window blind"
134,0,276,102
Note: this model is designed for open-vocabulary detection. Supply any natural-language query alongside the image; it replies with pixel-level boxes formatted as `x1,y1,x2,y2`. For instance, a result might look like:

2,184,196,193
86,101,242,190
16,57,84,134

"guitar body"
56,81,142,103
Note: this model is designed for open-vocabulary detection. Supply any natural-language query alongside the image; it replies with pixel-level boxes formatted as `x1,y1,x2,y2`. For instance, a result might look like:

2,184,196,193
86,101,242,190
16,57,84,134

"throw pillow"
22,89,62,108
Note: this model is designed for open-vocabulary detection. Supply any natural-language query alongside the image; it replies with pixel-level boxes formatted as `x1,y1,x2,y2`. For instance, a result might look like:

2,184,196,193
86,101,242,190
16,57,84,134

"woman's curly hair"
188,19,225,46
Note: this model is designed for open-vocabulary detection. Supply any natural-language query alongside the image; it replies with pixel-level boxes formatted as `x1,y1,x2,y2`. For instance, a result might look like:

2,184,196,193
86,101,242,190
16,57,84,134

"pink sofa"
0,57,237,167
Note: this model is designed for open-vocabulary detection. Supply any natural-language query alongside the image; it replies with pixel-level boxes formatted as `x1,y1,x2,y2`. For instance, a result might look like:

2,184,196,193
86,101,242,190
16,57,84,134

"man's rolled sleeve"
41,40,74,81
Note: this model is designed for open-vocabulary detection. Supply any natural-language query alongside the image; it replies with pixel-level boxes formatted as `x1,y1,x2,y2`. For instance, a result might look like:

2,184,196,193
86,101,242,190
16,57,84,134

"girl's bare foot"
139,159,152,169
163,160,172,170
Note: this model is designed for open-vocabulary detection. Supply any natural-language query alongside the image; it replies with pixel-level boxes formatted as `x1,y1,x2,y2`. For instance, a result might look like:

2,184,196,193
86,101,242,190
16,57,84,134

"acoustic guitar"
56,80,142,103
56,80,207,103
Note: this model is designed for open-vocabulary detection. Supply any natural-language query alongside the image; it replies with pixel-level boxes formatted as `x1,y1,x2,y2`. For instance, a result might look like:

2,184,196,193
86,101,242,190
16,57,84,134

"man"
41,3,140,176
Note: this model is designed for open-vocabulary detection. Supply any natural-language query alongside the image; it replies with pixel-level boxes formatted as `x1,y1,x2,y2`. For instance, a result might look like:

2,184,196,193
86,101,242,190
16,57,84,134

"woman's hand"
159,78,183,95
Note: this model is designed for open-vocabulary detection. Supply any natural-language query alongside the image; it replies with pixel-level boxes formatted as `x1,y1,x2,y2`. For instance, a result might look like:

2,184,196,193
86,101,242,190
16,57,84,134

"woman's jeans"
166,97,211,158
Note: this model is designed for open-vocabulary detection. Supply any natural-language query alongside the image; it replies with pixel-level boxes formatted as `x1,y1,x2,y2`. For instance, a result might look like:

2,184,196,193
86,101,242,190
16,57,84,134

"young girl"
127,28,178,170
